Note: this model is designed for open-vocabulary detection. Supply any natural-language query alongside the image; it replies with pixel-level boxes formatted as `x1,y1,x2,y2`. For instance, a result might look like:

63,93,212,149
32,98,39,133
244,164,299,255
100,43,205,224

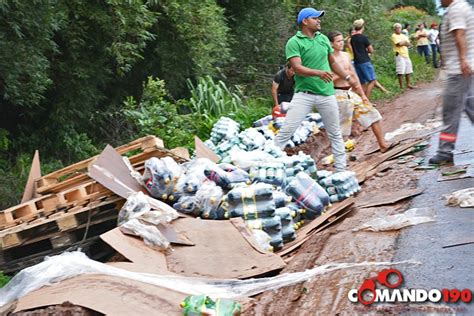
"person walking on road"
428,23,440,68
349,19,377,98
328,31,390,152
274,7,361,172
429,0,474,165
391,23,415,90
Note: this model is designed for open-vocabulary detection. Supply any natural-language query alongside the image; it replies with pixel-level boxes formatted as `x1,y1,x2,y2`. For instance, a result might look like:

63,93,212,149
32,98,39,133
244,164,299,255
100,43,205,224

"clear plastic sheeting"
0,251,419,308
353,207,436,232
117,191,151,225
444,187,474,208
120,218,170,249
117,192,172,249
384,120,442,141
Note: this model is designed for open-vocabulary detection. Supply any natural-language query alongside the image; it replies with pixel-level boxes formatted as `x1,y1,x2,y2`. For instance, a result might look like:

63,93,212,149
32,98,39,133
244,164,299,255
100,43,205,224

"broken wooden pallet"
0,182,114,229
0,196,123,250
34,135,166,194
35,143,188,195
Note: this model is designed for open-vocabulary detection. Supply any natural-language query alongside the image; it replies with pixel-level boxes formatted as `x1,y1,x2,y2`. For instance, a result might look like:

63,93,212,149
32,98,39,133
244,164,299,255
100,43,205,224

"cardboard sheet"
166,217,285,279
14,274,186,316
88,145,177,215
21,150,41,203
100,228,169,274
278,198,355,257
194,136,220,163
356,188,424,208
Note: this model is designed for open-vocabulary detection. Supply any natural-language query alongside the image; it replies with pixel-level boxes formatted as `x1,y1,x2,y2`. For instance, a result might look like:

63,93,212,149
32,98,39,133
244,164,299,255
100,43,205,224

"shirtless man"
328,31,389,152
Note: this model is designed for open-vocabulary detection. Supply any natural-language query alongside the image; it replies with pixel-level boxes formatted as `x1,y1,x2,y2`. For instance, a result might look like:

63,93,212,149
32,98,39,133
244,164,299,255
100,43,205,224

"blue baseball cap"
297,8,325,25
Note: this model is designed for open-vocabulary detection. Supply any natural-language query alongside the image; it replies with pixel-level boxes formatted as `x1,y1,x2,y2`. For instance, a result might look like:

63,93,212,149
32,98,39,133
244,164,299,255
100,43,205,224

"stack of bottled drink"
248,161,286,186
143,157,183,202
284,172,330,220
209,117,240,144
281,151,318,183
319,171,361,203
290,121,319,146
238,127,267,151
252,115,273,128
305,112,324,128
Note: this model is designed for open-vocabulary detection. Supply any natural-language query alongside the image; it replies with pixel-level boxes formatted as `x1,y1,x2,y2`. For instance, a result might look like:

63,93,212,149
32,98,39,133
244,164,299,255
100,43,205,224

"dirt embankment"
245,81,444,315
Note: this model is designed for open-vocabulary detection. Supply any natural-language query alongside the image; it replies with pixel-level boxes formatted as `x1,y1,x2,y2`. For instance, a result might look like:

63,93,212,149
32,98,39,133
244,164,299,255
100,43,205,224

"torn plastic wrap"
117,191,151,225
120,218,170,249
117,192,171,249
353,208,436,232
0,251,419,307
284,172,330,220
444,187,474,208
143,157,175,201
195,182,224,219
173,196,201,217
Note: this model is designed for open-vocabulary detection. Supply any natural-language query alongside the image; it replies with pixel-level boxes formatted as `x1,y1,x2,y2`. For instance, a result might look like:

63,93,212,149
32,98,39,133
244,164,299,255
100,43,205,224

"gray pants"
437,74,474,156
274,92,347,171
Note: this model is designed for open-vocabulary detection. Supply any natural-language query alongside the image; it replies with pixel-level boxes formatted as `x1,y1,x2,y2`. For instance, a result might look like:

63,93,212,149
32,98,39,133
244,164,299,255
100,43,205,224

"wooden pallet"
0,182,113,229
34,135,165,195
35,139,189,195
0,196,123,250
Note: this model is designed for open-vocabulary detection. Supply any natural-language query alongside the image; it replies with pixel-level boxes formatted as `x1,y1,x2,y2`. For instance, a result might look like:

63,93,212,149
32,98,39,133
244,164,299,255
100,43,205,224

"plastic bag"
120,218,170,249
173,196,201,217
250,229,273,252
117,191,151,225
195,182,224,219
353,208,436,232
444,187,474,208
284,172,330,219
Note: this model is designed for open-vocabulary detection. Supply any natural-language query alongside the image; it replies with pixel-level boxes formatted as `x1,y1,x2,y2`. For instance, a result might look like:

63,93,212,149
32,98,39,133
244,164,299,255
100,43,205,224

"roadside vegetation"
0,0,439,208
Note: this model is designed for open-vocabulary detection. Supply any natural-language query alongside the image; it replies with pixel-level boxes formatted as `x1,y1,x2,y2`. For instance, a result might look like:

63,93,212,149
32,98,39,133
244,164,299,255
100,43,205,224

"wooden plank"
21,150,41,203
354,138,427,183
356,188,424,208
170,147,190,160
195,136,220,163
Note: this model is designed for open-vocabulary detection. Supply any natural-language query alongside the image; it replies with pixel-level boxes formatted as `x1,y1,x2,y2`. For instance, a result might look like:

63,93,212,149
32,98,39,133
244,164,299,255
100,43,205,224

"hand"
362,97,370,104
461,59,472,77
316,70,333,83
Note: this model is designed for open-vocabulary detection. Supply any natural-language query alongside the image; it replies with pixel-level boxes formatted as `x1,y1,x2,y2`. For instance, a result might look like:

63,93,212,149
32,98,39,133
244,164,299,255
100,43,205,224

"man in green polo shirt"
275,7,360,172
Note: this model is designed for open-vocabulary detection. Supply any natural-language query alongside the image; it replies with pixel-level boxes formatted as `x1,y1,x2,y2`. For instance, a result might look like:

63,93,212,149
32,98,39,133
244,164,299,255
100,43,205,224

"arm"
271,82,279,106
289,57,333,82
367,44,374,54
453,28,472,77
346,38,354,56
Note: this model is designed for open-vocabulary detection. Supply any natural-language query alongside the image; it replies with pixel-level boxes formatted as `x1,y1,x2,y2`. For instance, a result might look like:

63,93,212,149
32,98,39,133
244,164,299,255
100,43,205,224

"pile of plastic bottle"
141,116,360,252
317,170,361,203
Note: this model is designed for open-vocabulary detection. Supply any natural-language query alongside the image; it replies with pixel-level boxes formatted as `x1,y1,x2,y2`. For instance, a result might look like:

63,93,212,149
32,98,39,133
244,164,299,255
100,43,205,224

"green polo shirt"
286,31,335,96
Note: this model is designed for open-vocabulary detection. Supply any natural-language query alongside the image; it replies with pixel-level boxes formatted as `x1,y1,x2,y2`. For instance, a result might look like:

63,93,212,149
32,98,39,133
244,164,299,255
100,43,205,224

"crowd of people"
271,1,473,171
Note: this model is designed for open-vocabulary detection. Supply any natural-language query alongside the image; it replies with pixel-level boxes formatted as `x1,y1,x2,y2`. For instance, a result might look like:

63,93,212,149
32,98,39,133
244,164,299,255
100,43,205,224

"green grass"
0,271,10,287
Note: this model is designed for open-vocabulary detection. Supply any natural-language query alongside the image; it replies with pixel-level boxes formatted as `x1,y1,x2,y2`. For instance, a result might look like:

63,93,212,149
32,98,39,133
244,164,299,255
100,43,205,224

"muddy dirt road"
245,80,474,315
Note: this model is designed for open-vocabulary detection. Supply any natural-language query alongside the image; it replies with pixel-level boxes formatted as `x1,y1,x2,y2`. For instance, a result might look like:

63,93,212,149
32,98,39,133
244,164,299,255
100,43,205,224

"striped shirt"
440,0,474,75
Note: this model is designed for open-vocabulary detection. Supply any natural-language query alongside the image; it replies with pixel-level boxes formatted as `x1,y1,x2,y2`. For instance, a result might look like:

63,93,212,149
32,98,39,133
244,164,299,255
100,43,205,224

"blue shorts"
354,62,376,84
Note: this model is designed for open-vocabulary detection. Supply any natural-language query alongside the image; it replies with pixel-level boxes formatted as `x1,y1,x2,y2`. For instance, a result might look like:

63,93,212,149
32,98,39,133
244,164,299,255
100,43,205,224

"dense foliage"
0,0,439,208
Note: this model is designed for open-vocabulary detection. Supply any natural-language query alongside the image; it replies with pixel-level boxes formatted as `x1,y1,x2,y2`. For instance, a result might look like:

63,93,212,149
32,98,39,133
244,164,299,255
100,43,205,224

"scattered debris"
385,121,442,141
353,207,435,232
356,188,424,209
443,187,474,208
442,239,474,249
437,165,474,182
